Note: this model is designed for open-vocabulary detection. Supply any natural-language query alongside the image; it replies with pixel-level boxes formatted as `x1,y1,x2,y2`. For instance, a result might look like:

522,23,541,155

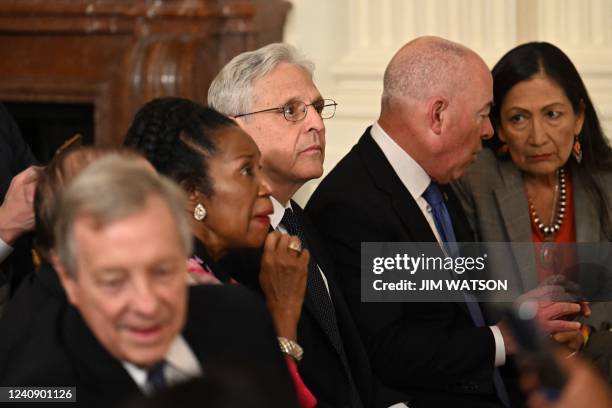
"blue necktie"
422,182,510,407
147,361,167,392
422,182,459,257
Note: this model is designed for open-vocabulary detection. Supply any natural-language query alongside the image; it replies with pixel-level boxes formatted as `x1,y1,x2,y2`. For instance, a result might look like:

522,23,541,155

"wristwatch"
277,336,304,363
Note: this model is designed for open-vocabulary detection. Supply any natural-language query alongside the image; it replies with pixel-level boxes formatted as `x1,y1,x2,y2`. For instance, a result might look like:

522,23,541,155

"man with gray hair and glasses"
209,44,405,407
0,156,295,407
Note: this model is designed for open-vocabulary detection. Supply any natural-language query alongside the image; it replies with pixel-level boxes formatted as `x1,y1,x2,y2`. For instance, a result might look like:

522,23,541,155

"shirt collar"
121,335,201,393
270,196,293,229
370,121,431,199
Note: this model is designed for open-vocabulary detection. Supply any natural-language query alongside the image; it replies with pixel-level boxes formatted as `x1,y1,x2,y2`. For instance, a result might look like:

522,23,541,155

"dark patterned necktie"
147,361,167,392
422,182,510,407
281,208,363,408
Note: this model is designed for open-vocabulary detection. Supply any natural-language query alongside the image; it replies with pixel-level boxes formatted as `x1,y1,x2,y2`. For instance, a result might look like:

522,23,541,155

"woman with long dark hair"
454,42,612,377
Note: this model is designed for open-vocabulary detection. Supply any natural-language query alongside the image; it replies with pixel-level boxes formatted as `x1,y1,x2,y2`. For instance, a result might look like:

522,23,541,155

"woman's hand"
260,231,310,341
551,330,584,354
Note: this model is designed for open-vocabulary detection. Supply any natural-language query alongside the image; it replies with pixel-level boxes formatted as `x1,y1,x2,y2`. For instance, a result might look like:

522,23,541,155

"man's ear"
428,97,448,135
51,254,79,307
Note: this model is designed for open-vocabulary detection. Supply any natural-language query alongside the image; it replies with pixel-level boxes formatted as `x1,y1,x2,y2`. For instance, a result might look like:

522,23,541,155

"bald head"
382,36,485,109
378,36,493,183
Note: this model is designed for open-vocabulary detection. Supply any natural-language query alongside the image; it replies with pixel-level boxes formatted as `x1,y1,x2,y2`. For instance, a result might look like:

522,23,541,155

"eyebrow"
280,95,324,105
232,152,256,160
505,101,568,111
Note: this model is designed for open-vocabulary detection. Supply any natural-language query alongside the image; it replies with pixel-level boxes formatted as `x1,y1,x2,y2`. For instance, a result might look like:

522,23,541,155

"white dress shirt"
370,122,506,367
122,335,202,394
0,238,13,264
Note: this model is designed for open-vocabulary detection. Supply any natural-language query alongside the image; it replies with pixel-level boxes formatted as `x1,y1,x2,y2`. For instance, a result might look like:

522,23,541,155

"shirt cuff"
0,237,13,264
489,325,506,367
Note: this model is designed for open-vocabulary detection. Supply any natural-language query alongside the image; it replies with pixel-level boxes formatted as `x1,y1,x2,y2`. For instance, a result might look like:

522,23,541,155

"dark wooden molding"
0,0,255,146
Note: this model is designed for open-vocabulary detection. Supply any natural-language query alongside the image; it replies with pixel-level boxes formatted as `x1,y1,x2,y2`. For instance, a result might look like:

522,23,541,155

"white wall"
283,0,612,205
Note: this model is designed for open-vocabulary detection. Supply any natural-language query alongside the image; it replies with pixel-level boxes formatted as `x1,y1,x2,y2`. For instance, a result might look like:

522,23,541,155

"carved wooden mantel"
0,0,256,146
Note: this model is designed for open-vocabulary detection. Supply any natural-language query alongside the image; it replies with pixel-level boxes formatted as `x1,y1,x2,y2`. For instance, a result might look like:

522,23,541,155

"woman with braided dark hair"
124,98,316,407
124,98,278,282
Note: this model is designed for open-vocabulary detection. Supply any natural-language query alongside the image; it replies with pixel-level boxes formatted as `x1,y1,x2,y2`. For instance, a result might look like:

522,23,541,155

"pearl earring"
193,203,207,221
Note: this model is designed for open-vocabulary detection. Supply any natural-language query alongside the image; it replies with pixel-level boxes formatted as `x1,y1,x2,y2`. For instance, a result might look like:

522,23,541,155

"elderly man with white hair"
0,155,296,408
209,44,404,408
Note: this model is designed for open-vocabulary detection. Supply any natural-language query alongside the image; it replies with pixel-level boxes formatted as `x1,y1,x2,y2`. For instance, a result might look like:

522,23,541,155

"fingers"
538,302,582,321
264,231,282,253
552,331,584,352
287,236,302,256
18,165,43,183
542,319,582,334
262,232,309,266
580,301,591,318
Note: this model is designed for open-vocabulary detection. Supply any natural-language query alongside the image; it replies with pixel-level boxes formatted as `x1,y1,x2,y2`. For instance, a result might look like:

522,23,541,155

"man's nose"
131,280,159,316
303,104,325,133
481,117,494,140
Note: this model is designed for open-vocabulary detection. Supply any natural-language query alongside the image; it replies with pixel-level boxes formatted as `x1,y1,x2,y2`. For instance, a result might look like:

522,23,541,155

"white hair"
54,155,192,276
208,43,315,117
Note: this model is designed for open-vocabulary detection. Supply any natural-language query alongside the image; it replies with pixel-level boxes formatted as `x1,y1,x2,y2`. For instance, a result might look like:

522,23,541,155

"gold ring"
287,239,302,254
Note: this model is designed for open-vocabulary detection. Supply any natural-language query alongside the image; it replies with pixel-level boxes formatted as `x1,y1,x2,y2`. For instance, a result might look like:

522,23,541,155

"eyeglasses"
234,99,338,122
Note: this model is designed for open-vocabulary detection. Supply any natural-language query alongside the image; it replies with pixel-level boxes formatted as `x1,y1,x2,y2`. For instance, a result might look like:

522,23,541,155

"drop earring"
193,203,207,221
572,134,582,164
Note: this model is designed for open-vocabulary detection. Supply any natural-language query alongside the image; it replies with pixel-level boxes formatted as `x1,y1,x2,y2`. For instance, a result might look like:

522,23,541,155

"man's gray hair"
208,43,315,117
54,155,192,277
382,37,472,108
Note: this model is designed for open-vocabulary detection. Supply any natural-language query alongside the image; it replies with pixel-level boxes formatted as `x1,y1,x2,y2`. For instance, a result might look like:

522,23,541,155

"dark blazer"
306,128,502,407
453,148,612,382
0,102,36,303
218,202,403,408
0,267,297,408
453,149,612,302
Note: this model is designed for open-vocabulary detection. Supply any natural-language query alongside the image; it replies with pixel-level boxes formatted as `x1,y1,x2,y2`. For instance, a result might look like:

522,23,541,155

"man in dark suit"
0,102,40,313
208,43,404,407
307,36,517,407
0,156,295,408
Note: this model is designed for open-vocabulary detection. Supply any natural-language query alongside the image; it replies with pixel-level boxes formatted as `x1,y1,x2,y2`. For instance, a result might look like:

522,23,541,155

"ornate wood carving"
0,0,255,146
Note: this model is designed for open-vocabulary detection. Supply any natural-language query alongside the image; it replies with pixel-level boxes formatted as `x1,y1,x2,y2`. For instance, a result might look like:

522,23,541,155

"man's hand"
260,231,309,341
0,166,43,244
517,278,590,335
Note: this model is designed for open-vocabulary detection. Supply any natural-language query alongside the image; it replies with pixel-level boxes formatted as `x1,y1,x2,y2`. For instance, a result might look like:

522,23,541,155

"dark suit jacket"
0,102,36,300
218,202,405,408
306,128,502,407
0,266,297,408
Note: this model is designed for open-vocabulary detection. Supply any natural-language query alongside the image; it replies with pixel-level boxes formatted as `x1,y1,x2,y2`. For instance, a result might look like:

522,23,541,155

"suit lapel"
290,203,346,357
443,184,474,243
356,131,476,318
572,167,601,242
357,130,437,243
63,306,140,400
494,159,537,290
